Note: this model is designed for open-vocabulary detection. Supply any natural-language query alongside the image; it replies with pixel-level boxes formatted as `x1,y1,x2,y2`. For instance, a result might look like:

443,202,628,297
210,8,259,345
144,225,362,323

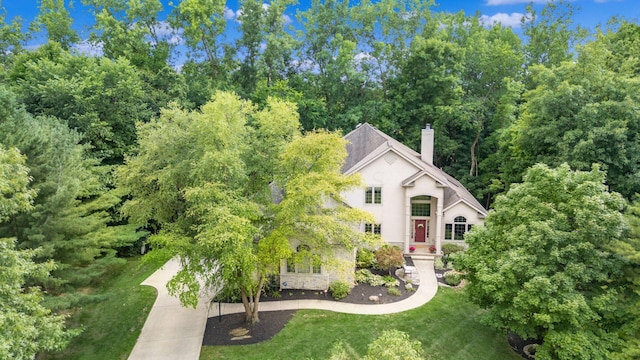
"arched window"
445,216,472,241
286,245,321,274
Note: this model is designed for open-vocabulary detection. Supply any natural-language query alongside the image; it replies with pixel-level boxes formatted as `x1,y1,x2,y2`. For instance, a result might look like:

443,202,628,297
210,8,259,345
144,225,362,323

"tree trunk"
469,131,480,176
241,275,266,325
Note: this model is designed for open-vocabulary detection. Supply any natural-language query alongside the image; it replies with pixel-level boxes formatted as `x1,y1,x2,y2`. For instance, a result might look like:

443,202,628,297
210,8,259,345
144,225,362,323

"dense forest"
1,0,639,358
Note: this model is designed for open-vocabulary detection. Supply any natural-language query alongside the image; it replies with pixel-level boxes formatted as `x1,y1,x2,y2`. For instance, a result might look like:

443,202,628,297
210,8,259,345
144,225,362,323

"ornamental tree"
117,92,375,324
374,245,403,275
457,163,632,359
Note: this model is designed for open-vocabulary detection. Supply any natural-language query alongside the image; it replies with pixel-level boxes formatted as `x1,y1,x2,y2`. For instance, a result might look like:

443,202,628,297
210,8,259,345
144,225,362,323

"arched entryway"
410,195,433,245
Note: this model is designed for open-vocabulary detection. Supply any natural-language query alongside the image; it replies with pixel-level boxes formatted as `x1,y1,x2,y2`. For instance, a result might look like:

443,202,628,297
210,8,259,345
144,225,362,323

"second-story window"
365,186,382,204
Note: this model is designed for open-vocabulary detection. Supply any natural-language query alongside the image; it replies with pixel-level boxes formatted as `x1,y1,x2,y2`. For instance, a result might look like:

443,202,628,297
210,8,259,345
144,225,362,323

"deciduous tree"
613,199,640,358
13,45,151,164
504,29,640,199
458,164,632,359
30,0,79,49
117,92,374,323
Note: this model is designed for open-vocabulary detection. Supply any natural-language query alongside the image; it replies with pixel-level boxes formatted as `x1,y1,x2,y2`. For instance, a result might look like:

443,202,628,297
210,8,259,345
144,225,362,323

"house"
342,123,487,254
279,123,487,290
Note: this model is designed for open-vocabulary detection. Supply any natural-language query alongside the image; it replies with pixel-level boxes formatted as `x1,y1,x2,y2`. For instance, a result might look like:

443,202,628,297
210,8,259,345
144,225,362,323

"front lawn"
39,257,162,360
200,287,520,360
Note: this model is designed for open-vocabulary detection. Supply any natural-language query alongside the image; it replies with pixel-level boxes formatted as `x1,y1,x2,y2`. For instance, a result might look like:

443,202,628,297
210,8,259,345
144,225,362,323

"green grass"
39,257,162,360
200,287,520,360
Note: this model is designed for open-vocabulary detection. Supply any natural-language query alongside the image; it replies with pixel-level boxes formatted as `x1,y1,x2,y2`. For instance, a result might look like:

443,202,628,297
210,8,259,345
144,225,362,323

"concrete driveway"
128,259,213,360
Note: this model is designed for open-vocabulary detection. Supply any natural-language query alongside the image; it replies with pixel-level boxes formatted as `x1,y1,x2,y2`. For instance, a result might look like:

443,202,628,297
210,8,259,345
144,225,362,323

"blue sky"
4,0,638,52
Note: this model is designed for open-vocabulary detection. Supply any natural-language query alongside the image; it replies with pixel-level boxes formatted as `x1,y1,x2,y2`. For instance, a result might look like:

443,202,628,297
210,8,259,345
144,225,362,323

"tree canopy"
0,0,638,355
0,144,79,359
117,92,375,323
458,164,632,359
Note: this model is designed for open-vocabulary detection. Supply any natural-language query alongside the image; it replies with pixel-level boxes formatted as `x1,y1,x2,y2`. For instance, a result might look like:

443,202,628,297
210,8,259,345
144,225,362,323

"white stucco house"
342,122,487,254
280,123,487,290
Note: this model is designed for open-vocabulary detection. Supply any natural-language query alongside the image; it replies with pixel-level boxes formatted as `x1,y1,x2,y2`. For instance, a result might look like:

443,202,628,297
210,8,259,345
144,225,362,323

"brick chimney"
421,123,434,164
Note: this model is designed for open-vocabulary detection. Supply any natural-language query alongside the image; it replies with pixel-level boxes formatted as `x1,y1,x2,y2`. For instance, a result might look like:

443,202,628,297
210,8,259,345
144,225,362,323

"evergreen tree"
0,87,141,295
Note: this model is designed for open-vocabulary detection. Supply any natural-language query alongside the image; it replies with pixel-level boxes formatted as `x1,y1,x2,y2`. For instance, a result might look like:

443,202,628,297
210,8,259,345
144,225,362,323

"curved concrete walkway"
129,258,437,360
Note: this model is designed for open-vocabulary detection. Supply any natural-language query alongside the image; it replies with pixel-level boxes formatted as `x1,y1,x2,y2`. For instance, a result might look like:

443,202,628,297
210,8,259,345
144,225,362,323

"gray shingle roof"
343,123,487,216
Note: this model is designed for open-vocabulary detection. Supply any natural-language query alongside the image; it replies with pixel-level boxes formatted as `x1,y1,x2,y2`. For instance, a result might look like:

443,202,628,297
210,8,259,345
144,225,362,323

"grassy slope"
40,257,162,360
201,287,520,360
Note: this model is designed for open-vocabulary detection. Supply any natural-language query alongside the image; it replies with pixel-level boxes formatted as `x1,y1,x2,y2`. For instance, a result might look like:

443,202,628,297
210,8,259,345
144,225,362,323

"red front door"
414,220,426,242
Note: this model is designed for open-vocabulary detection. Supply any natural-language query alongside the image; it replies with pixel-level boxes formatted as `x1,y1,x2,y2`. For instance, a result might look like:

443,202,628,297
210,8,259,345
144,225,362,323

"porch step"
410,253,437,261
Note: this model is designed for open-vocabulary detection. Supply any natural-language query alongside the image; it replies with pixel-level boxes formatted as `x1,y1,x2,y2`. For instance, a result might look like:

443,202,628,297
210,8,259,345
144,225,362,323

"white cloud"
224,7,236,20
354,52,371,63
480,12,527,28
24,43,43,51
151,21,184,46
290,58,317,72
486,0,549,5
235,9,244,21
73,40,104,57
152,21,174,37
229,4,292,25
167,34,184,46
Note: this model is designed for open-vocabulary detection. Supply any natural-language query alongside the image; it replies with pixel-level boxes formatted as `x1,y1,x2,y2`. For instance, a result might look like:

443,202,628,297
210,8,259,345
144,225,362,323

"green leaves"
502,25,640,200
0,137,80,356
14,48,150,164
30,0,79,49
457,164,631,358
0,86,137,293
0,146,35,222
0,239,80,360
119,93,373,322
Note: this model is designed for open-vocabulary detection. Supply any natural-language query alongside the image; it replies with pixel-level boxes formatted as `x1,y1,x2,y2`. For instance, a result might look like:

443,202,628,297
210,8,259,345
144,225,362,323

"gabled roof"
343,123,487,217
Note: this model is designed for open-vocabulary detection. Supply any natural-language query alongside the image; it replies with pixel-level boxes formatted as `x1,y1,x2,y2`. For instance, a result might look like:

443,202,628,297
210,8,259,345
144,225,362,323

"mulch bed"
435,268,448,285
203,258,418,346
202,310,297,346
261,271,416,305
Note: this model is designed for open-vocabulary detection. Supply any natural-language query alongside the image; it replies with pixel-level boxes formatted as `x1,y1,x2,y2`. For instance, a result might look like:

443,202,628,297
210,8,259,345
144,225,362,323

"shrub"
375,245,404,275
356,248,377,269
442,243,465,256
262,274,280,298
329,281,350,300
383,275,399,287
355,268,372,283
387,286,401,296
363,330,424,360
434,257,445,270
328,340,357,360
356,269,386,286
444,272,462,286
368,274,385,287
